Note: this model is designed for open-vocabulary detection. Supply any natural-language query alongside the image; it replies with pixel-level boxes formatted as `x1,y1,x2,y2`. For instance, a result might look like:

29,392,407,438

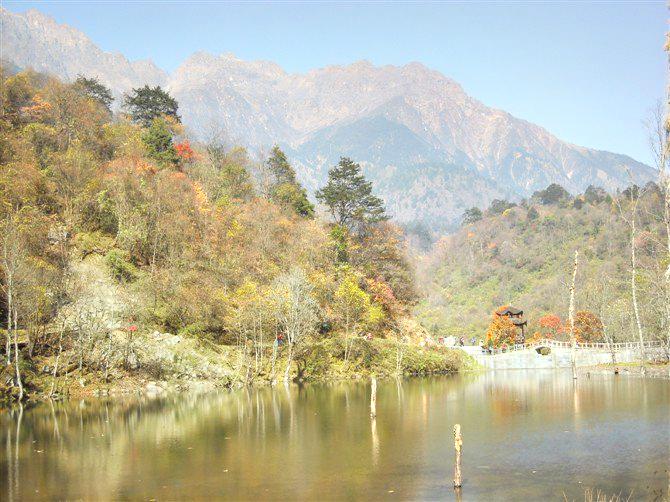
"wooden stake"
370,376,377,418
453,424,463,488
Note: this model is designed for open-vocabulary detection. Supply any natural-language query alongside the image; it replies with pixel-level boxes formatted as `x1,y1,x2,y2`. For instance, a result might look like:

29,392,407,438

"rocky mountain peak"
0,7,656,230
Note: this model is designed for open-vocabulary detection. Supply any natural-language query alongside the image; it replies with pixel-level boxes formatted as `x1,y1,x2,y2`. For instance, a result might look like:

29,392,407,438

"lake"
1,371,668,500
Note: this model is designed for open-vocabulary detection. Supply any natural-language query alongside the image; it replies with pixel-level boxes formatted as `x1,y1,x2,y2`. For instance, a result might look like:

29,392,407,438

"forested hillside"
0,69,464,401
417,183,669,348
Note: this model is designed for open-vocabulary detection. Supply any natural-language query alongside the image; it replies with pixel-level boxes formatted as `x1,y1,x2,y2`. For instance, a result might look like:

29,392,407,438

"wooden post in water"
370,376,377,418
453,424,463,489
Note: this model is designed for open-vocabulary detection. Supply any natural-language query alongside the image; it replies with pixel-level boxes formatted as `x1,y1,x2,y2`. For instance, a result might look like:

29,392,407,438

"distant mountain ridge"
1,7,656,229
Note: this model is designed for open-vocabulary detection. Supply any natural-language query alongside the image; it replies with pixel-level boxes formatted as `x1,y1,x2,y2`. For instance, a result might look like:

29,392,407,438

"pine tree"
124,85,180,127
316,157,387,229
266,146,314,218
73,75,114,111
142,118,178,167
462,207,483,226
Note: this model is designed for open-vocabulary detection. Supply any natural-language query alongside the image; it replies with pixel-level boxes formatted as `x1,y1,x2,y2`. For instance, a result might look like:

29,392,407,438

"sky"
3,1,668,165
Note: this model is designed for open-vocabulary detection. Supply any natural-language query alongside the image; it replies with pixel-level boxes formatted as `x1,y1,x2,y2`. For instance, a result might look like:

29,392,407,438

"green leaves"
141,118,178,167
316,157,387,230
266,146,314,218
73,76,113,111
124,85,180,127
462,207,483,226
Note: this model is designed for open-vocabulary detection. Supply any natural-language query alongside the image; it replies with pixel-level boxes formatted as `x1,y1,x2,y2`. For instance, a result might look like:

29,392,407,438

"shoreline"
578,362,670,379
5,340,667,406
2,335,472,404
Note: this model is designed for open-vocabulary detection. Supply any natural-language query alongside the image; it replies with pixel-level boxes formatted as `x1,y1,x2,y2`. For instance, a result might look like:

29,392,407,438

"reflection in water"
0,371,668,500
371,417,379,467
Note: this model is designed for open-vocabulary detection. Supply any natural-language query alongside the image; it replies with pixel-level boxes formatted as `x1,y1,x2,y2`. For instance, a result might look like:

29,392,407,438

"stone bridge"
458,339,667,370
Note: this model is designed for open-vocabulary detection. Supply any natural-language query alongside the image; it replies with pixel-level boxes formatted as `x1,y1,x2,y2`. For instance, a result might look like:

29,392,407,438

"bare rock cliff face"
1,8,655,229
1,8,167,96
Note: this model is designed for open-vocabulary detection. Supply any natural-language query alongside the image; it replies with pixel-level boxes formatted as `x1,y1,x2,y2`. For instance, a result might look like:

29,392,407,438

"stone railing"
478,339,664,356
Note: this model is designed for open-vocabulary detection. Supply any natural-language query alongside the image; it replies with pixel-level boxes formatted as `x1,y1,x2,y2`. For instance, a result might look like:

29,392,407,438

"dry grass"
563,488,634,502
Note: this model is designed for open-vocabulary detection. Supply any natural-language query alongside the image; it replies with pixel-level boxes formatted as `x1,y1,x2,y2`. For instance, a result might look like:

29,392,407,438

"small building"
496,306,527,343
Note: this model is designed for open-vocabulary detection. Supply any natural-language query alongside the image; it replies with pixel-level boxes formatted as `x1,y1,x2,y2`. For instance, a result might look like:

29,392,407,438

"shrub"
73,231,115,257
105,248,139,282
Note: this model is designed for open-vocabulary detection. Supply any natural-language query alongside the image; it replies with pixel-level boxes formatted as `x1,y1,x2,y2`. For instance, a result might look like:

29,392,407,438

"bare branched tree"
272,268,319,385
615,184,648,375
645,99,670,357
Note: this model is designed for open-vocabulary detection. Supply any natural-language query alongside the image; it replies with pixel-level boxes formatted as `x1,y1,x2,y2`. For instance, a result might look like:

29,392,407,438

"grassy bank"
1,334,471,402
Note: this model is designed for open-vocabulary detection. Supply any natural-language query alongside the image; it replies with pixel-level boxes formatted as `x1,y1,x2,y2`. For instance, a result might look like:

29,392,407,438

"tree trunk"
284,337,293,386
5,280,12,365
569,250,579,380
12,308,23,401
49,326,65,398
630,215,646,375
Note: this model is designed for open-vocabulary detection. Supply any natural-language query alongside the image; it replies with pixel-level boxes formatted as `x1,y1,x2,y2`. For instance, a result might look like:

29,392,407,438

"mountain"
0,8,167,97
0,7,657,229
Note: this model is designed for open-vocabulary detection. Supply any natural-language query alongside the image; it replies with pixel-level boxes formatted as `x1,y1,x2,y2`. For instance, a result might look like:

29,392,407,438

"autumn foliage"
485,308,518,348
175,140,195,162
574,310,604,343
537,314,564,339
0,69,418,389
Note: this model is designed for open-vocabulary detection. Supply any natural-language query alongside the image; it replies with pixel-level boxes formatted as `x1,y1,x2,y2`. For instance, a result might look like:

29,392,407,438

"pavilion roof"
496,306,524,316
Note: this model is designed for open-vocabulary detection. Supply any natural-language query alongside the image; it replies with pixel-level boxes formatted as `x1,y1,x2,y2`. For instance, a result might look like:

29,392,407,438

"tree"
485,311,517,349
202,146,255,202
574,310,604,343
266,146,314,217
124,85,180,127
273,183,315,218
568,250,579,379
175,141,195,163
533,183,571,205
272,268,319,385
645,100,670,357
584,185,608,205
333,274,383,361
266,145,298,186
615,184,647,374
351,222,416,304
487,199,516,215
316,157,387,230
142,118,178,167
537,314,564,340
1,70,40,127
73,76,113,111
462,207,483,226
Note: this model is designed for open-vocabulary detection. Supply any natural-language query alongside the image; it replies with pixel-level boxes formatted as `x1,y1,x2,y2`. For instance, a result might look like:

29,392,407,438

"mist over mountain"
1,7,656,229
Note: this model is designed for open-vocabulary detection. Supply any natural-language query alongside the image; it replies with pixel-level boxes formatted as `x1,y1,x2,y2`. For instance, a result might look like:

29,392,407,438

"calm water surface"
1,371,669,501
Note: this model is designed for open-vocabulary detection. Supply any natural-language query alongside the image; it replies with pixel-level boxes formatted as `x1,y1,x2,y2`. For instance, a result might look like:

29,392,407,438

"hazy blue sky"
4,1,667,165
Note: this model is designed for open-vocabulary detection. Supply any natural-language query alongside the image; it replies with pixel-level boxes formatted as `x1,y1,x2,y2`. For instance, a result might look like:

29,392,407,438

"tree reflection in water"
0,371,668,500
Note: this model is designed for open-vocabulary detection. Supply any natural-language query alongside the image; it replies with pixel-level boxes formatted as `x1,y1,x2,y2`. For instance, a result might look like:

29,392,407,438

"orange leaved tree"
485,310,517,349
574,311,604,343
537,314,564,340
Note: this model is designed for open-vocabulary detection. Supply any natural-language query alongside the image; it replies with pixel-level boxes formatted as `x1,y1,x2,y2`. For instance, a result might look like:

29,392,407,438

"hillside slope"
416,186,668,342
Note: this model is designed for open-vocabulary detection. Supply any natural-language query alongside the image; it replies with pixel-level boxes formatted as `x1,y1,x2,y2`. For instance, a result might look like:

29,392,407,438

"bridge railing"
476,339,663,356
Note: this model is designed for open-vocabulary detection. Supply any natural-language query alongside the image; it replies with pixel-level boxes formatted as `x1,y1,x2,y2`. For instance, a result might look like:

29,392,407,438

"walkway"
457,339,667,370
